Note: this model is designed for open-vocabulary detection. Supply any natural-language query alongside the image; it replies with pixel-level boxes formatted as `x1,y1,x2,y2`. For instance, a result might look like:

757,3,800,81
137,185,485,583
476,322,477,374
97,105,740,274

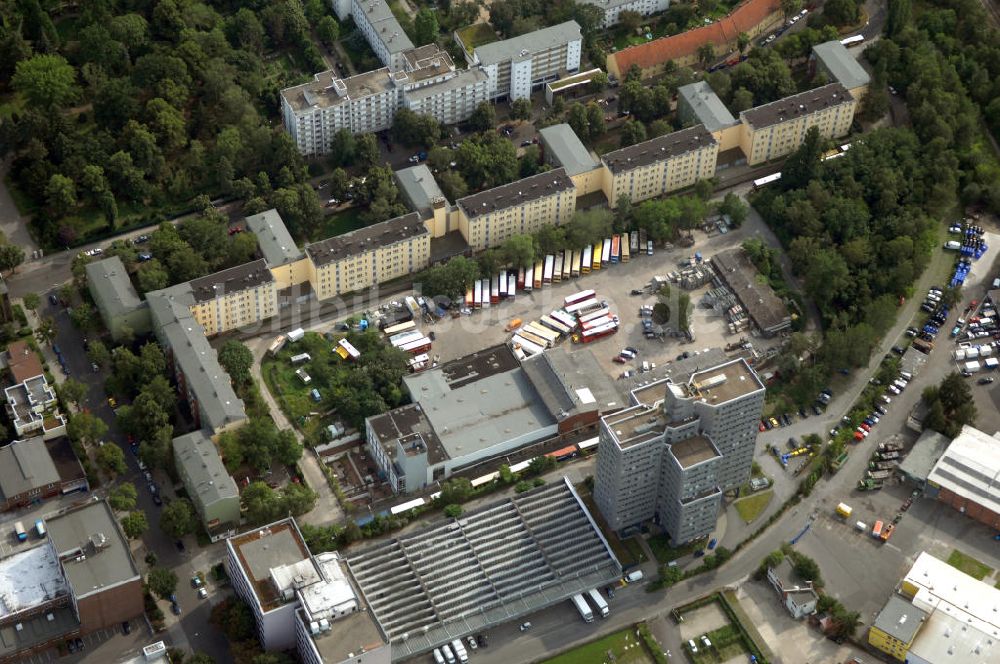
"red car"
228,225,244,235
860,423,871,432
854,431,864,441
613,355,627,364
759,422,767,432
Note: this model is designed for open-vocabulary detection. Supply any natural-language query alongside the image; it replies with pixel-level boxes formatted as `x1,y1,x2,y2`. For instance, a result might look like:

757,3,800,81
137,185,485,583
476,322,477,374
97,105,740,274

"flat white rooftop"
0,544,68,618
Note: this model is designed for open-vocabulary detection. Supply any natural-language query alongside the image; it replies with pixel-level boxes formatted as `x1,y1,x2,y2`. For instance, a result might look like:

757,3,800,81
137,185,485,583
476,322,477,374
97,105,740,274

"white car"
688,639,699,653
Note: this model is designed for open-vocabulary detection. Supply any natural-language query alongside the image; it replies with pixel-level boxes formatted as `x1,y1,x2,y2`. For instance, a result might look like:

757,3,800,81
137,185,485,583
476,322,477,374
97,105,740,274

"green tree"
438,170,468,200
160,498,197,538
317,16,340,48
619,10,643,32
45,174,77,217
219,341,254,387
886,0,911,37
414,9,439,45
243,481,282,524
12,54,79,109
56,378,87,406
468,102,496,132
589,71,609,93
586,103,605,137
501,234,535,269
510,98,532,121
121,510,149,539
22,292,40,314
391,108,441,148
87,340,112,368
356,133,380,169
281,482,317,515
0,245,25,273
147,567,177,599
718,192,749,227
737,32,751,54
620,119,647,147
780,0,802,19
697,42,716,69
823,0,860,26
443,504,463,518
781,126,824,191
731,87,754,112
67,412,109,446
97,444,127,476
109,482,138,512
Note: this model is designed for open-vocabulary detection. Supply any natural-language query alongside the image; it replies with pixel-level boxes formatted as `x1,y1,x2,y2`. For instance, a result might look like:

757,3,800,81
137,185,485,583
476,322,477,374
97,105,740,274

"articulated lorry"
571,593,594,622
587,588,609,618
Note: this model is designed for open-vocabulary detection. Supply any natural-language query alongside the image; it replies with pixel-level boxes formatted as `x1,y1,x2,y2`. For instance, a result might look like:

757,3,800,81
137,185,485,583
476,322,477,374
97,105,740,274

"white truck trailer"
571,593,594,622
587,588,610,618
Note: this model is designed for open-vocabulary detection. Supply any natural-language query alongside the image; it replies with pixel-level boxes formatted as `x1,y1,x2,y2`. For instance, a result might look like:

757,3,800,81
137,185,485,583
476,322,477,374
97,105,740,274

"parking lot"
415,211,787,382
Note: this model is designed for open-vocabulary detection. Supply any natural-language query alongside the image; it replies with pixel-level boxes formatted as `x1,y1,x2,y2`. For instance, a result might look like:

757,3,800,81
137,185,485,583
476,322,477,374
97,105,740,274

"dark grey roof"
678,81,739,133
740,82,852,129
812,41,871,91
189,259,273,304
473,21,582,65
394,165,449,218
712,248,790,333
539,124,601,176
347,478,621,658
368,403,448,466
521,346,624,419
85,256,143,316
147,284,246,432
306,213,426,267
873,595,927,644
173,430,239,511
457,169,574,219
898,430,950,483
602,125,717,174
0,438,60,501
246,209,304,266
47,500,140,600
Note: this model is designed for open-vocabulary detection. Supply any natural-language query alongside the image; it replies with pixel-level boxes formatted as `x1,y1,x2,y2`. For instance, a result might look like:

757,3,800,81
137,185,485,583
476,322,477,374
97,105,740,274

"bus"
546,445,578,461
592,242,602,270
481,278,491,308
564,290,596,308
570,251,581,277
577,436,599,451
337,339,361,361
840,34,864,46
543,255,555,283
506,274,516,299
575,321,618,344
581,244,592,274
753,172,782,189
13,522,26,542
383,320,416,338
517,267,525,289
474,279,483,308
526,321,559,341
601,238,611,265
622,239,630,263
565,297,600,315
490,275,500,304
498,270,508,298
579,306,611,325
390,330,423,347
611,235,620,263
523,265,534,292
539,314,572,335
533,264,543,290
510,334,546,357
630,231,639,254
518,328,551,349
390,497,426,515
400,336,432,354
562,252,573,280
871,520,884,539
550,310,578,330
464,288,473,309
552,253,563,283
582,315,615,331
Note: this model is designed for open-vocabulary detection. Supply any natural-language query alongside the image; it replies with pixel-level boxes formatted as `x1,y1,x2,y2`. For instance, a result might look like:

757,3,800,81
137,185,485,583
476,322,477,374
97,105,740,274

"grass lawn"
261,331,345,426
580,494,643,566
341,23,383,73
689,624,748,664
947,549,994,580
312,206,366,241
456,23,498,52
544,627,654,664
648,534,702,564
734,489,774,523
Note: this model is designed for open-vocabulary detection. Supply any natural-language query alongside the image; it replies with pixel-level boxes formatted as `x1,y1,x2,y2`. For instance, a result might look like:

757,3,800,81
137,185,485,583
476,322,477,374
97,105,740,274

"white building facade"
580,0,671,28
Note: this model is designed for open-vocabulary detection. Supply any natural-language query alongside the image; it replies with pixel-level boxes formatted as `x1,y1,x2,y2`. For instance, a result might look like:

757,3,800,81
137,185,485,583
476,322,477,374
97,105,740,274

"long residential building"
461,21,583,100
593,358,765,542
601,125,719,206
281,46,490,152
334,0,413,70
739,82,856,165
85,256,151,341
455,168,577,250
607,0,782,78
173,430,241,542
305,212,430,301
580,0,671,28
188,259,277,337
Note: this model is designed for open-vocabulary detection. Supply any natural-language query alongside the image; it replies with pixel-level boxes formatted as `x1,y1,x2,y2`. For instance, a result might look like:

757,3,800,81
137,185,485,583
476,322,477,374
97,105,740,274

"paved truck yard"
420,209,787,381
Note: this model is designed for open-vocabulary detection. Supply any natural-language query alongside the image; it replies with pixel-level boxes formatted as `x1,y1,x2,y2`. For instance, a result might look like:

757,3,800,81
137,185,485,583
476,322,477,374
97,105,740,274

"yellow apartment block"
600,125,719,207
188,260,278,336
537,124,605,196
268,257,312,290
455,168,577,251
739,82,856,166
868,595,927,661
305,212,431,301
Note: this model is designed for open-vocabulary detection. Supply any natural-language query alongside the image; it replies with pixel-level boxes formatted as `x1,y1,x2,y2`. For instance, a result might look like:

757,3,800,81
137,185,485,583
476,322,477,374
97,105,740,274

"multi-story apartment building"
538,123,604,195
593,358,765,542
580,0,671,28
173,430,241,542
341,0,414,70
739,82,856,165
147,285,247,435
0,437,87,512
85,256,151,341
464,21,583,100
4,340,66,439
810,40,870,101
226,519,389,660
455,169,576,250
677,81,742,151
188,260,277,337
601,125,719,206
281,47,489,152
306,212,430,301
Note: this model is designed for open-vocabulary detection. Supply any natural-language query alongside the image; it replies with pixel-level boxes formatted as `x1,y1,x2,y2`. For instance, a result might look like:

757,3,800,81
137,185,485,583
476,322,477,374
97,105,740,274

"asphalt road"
38,298,234,664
